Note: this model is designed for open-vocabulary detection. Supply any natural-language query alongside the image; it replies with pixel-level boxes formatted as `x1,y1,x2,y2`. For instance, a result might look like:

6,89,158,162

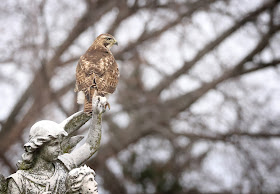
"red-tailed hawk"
75,34,119,113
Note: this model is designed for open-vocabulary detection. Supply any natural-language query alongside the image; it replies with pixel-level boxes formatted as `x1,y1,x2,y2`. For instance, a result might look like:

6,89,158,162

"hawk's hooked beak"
114,40,118,46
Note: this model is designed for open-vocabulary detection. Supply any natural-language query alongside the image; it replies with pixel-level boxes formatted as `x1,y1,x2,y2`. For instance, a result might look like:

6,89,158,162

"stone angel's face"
80,174,98,194
39,139,61,162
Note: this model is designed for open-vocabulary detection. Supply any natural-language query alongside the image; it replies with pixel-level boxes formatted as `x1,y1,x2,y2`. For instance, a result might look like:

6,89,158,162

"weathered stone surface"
3,96,107,194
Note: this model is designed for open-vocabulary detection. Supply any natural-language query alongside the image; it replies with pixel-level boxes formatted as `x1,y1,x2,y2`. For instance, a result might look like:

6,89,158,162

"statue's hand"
92,96,107,115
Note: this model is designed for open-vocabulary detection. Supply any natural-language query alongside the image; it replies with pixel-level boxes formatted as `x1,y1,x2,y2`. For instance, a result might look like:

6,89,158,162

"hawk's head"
95,34,118,50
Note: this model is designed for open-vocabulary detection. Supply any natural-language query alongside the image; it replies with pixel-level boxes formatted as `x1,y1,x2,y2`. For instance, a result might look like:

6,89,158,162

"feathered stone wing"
75,47,119,112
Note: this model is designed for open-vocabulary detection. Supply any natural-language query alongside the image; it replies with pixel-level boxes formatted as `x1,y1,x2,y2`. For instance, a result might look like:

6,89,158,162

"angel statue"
2,96,107,194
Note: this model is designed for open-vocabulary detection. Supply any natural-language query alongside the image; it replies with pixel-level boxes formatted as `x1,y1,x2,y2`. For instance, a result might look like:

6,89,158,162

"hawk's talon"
92,96,107,114
105,102,111,110
85,111,93,116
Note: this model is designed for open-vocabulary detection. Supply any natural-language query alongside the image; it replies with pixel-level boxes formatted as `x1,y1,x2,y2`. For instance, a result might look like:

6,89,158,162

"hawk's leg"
84,100,93,115
83,87,93,114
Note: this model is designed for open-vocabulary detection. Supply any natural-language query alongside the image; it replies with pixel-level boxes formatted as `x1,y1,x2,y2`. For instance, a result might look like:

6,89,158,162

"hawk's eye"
106,37,112,40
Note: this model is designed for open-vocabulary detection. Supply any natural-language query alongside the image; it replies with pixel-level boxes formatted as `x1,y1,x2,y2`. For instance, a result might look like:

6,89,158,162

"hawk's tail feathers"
77,91,85,104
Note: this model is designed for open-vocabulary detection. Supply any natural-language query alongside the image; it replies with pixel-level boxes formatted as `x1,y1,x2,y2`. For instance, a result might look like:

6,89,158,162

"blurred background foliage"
0,0,280,193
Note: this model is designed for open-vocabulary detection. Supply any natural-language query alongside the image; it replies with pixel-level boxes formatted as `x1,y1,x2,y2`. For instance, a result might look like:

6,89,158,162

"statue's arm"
7,178,21,194
68,97,105,167
59,111,91,135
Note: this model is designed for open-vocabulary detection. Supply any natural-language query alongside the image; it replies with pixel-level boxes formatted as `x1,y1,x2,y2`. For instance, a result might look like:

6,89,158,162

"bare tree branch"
151,0,278,96
164,24,280,118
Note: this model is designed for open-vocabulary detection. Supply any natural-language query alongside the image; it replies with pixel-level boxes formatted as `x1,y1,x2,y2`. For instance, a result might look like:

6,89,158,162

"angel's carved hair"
17,120,68,170
66,165,96,193
17,135,59,170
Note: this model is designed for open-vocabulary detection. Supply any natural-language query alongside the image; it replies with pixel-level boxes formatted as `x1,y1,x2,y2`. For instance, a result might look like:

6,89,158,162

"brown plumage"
75,34,119,113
